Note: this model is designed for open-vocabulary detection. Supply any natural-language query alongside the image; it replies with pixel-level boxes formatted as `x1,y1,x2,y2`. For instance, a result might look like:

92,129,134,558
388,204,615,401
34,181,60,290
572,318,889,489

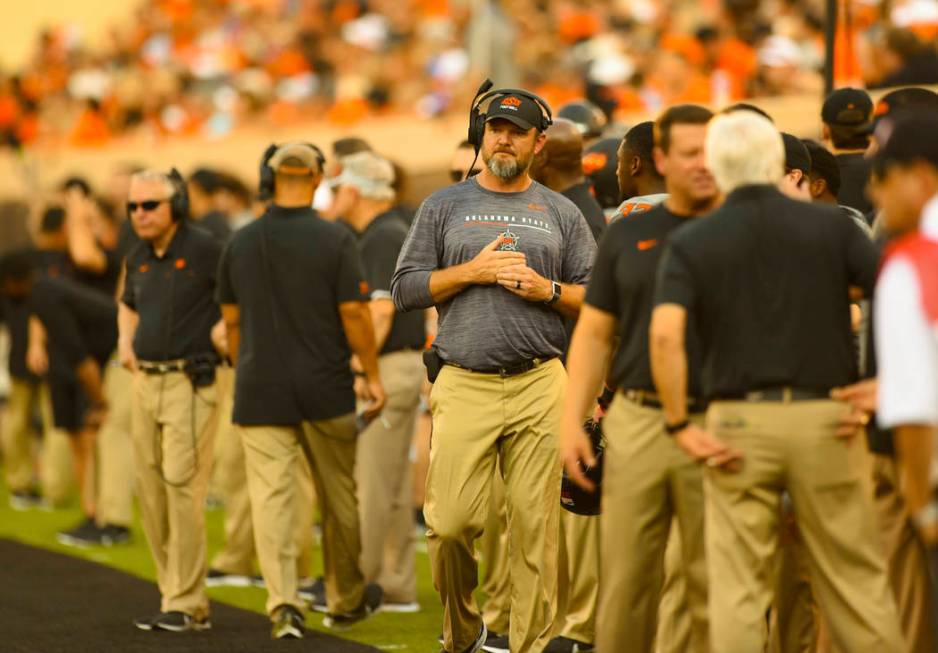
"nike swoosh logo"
637,239,658,251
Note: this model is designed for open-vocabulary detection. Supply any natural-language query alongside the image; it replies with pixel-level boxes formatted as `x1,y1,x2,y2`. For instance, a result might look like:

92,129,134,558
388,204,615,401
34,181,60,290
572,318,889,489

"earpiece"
167,168,189,221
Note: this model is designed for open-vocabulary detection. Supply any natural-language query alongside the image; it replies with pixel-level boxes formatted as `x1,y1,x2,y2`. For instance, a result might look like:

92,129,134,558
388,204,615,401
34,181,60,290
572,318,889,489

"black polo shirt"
655,184,879,399
1,248,77,382
586,204,703,397
196,210,233,244
216,204,369,425
836,152,873,218
562,181,606,245
30,277,117,370
357,211,425,355
122,220,222,361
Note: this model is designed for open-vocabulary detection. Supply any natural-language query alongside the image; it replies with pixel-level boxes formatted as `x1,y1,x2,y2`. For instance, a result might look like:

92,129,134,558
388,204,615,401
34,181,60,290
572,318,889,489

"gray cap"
268,142,323,171
332,151,396,200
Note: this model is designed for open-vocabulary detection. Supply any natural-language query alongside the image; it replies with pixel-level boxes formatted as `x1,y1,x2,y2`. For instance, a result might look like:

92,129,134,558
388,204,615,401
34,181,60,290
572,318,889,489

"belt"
445,357,554,378
719,387,832,402
137,359,187,375
623,389,708,414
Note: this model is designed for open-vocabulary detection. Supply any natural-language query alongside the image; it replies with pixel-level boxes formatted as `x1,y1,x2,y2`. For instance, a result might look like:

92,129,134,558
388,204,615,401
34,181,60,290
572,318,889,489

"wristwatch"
664,419,689,436
545,281,562,306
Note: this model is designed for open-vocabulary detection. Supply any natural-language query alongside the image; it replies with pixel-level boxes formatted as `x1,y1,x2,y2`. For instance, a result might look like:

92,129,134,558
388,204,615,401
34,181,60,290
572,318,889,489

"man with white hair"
332,151,426,613
119,168,223,632
649,111,903,652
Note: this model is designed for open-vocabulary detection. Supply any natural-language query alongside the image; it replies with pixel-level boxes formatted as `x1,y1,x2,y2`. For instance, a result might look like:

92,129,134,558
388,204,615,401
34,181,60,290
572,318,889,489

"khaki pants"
596,395,708,653
705,400,903,653
655,526,692,653
132,370,218,618
94,361,134,526
210,368,317,578
38,383,74,504
2,378,38,492
426,359,565,653
768,509,820,653
239,414,363,616
356,350,423,603
556,510,599,644
480,466,511,635
871,454,936,653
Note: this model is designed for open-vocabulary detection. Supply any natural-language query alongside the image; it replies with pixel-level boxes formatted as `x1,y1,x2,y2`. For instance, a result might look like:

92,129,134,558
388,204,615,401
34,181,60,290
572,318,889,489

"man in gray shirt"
392,90,595,653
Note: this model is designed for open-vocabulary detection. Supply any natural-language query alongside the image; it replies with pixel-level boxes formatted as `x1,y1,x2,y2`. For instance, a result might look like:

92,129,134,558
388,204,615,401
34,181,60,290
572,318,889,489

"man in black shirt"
650,110,902,652
331,150,426,613
217,142,385,639
529,116,604,653
187,168,232,244
119,169,222,633
530,117,606,244
560,104,717,653
1,252,116,536
821,88,874,216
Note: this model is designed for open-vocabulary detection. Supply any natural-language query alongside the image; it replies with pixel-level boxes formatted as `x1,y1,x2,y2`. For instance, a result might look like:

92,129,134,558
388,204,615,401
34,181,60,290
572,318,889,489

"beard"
484,149,533,181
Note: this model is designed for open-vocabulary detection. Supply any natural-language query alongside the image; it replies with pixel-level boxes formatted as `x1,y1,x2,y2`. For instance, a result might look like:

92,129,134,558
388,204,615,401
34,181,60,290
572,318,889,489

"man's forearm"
650,328,688,424
563,321,613,428
225,322,241,365
552,283,585,319
75,357,106,405
341,303,381,380
428,263,477,304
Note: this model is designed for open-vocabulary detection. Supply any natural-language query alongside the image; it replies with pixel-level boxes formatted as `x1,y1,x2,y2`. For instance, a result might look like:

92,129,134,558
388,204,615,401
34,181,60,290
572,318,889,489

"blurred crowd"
2,0,938,150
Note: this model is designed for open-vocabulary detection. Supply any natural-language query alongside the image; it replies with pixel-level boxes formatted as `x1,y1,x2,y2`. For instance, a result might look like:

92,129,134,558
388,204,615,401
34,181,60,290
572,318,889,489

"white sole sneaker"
379,601,420,613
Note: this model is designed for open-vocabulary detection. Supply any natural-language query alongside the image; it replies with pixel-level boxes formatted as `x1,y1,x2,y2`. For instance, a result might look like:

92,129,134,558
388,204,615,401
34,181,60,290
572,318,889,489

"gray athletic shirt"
391,177,596,369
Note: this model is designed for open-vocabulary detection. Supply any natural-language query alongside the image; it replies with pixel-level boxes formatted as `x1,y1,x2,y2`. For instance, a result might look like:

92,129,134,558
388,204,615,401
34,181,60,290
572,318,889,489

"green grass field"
0,483,448,652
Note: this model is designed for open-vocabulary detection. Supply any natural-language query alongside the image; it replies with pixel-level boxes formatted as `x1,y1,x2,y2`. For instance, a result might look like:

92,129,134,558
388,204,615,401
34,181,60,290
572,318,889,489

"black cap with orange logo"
485,94,547,132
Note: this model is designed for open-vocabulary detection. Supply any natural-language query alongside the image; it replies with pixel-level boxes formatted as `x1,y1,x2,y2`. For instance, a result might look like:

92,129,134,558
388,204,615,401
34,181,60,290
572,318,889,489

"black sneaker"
322,582,383,630
442,624,488,653
9,488,43,511
133,611,211,632
299,576,327,612
56,517,104,547
544,636,595,653
271,604,305,639
99,524,131,546
481,632,509,653
205,568,252,588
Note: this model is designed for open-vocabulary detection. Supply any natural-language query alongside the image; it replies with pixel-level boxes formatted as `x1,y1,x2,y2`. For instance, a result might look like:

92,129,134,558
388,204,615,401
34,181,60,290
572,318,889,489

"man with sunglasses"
392,90,595,653
119,170,223,633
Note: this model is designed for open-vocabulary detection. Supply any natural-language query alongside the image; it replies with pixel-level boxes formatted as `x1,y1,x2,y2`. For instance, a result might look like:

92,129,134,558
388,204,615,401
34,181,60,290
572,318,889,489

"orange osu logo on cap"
501,96,522,108
582,152,608,175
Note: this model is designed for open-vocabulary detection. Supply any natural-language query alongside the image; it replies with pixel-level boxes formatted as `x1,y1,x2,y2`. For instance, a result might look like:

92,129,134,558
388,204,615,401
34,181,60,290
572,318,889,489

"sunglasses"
449,168,482,183
126,199,168,213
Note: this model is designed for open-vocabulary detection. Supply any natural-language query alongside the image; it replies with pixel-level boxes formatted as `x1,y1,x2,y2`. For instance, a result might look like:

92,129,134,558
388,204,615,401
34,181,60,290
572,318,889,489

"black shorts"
47,373,90,433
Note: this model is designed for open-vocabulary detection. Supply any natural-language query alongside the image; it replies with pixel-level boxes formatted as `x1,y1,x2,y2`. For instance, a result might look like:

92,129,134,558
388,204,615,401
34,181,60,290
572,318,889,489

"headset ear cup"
167,168,189,221
258,143,278,201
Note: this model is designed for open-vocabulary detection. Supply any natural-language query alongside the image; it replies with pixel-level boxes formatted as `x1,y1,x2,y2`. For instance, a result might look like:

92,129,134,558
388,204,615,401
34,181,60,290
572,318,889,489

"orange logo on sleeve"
359,281,370,296
175,258,187,269
138,263,149,273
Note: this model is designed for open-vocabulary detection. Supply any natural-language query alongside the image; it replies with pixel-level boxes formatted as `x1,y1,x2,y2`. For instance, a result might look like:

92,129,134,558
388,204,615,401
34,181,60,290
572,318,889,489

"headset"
167,167,190,222
258,141,327,201
466,79,554,155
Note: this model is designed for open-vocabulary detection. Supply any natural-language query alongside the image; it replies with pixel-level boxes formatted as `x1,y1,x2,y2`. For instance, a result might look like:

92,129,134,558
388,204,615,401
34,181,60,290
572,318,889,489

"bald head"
530,118,586,191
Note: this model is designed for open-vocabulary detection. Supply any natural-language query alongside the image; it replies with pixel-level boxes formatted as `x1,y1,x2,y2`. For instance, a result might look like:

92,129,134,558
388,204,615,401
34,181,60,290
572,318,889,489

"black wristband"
664,419,689,436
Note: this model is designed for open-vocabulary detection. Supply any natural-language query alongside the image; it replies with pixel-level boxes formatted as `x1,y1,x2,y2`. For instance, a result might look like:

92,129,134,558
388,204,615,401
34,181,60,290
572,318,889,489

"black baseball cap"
485,93,547,132
582,137,620,209
821,88,873,127
782,132,811,174
557,100,607,139
872,111,938,175
867,87,938,133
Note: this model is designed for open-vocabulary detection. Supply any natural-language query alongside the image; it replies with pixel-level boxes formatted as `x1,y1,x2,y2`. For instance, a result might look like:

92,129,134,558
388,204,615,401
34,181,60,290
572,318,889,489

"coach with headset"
392,84,596,653
216,142,386,639
119,169,223,632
